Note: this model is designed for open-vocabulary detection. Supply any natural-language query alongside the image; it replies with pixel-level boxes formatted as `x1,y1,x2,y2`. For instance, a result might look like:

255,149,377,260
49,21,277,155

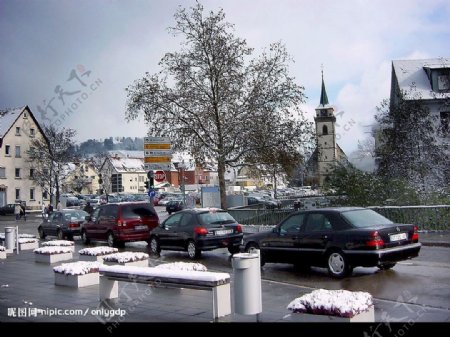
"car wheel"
57,229,64,240
38,226,46,239
186,240,201,259
149,236,161,255
245,243,265,266
81,230,90,244
378,262,396,270
228,245,240,255
107,232,115,247
327,250,352,278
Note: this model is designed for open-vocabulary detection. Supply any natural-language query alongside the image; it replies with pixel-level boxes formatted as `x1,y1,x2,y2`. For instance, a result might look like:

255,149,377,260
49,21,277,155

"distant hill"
74,137,144,155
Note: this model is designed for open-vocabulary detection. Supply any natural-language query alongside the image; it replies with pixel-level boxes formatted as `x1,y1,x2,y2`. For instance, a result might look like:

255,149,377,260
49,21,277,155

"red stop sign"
154,170,166,182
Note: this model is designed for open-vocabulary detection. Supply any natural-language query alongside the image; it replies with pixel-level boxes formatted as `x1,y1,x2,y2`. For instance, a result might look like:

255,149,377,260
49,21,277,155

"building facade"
0,106,48,209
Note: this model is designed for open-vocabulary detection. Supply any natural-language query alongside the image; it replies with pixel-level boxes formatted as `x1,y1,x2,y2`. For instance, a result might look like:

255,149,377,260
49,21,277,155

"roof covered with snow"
0,106,26,137
392,57,450,100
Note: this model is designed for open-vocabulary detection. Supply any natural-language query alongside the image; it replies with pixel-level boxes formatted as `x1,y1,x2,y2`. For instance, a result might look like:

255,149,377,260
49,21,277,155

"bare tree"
27,125,77,205
126,2,309,208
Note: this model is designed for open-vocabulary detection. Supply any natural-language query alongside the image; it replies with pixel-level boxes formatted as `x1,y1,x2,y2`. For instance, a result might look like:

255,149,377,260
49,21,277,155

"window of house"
43,191,48,200
438,74,450,91
15,127,20,135
30,188,35,200
322,125,328,135
30,168,34,178
5,145,10,156
15,188,20,200
0,167,5,178
15,146,21,157
15,168,21,178
23,111,28,118
30,128,35,137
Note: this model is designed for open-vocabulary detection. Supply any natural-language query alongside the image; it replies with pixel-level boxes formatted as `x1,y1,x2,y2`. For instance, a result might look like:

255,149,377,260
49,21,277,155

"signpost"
143,137,172,171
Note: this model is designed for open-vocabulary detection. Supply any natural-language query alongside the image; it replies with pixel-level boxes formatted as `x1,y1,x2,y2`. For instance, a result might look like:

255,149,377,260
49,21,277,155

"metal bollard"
232,249,262,318
4,227,16,251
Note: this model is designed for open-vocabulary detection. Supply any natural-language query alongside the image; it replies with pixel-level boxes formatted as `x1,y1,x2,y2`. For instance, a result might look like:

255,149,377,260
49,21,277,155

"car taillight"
236,224,242,233
412,226,419,242
68,223,78,228
366,231,384,249
194,226,208,235
117,219,126,227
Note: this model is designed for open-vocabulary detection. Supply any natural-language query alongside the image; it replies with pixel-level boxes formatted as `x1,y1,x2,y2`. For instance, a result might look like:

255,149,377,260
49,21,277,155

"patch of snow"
99,264,230,282
78,246,118,256
53,261,101,275
102,252,149,263
41,240,74,247
19,234,36,238
34,246,73,255
1,284,9,287
0,246,5,252
287,289,373,318
18,238,38,244
154,262,207,272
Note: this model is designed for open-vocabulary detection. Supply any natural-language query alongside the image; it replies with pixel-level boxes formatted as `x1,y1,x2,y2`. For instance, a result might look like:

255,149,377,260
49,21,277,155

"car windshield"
199,211,236,226
341,209,393,227
64,210,88,221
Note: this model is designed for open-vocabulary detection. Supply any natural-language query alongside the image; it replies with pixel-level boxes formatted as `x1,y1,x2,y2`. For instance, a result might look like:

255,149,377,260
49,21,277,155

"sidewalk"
418,230,450,247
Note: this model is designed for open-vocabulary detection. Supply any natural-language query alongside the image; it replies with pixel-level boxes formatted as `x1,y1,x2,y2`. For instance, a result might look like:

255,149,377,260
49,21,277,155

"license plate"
390,233,407,242
215,229,233,236
134,225,147,231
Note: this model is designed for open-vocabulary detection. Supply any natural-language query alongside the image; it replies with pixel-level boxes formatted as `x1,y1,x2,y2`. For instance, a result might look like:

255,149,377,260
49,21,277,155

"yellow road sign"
144,156,172,163
144,143,171,150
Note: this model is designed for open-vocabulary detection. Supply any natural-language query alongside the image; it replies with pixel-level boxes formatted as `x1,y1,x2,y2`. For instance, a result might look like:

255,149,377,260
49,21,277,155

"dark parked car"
38,209,89,240
81,202,159,247
241,207,421,278
0,203,15,215
166,200,184,214
149,208,243,259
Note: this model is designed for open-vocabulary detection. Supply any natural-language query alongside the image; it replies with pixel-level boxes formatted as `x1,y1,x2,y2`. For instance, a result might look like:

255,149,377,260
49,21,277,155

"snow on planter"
78,246,119,262
0,245,5,259
34,246,74,264
154,262,207,272
18,238,39,250
41,240,75,251
102,252,149,267
287,289,374,322
19,234,37,238
54,261,101,287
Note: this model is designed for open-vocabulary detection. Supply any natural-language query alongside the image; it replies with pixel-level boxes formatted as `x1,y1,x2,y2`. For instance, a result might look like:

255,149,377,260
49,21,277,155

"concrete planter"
35,252,74,264
104,258,149,267
79,254,106,263
19,240,39,251
54,272,99,288
287,306,375,322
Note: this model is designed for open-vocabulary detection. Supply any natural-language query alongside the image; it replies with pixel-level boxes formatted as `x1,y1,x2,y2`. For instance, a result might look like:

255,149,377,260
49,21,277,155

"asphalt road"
1,209,450,321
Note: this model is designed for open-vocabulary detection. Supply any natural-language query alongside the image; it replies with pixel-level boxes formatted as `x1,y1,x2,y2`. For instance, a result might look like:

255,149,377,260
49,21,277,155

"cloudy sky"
1,0,449,155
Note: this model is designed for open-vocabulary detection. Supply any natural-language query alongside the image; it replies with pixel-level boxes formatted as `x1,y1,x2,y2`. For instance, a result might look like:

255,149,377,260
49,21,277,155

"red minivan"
81,202,159,247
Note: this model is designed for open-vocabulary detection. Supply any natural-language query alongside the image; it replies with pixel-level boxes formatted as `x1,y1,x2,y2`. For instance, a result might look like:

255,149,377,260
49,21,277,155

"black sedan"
0,204,15,215
149,208,243,259
38,209,89,240
241,207,421,278
166,200,184,214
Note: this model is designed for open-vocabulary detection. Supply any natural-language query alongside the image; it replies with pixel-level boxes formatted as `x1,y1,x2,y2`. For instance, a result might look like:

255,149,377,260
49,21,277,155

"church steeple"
319,70,329,106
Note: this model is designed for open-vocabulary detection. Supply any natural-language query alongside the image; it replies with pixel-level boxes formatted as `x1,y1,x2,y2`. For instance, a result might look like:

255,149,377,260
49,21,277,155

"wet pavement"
0,213,449,334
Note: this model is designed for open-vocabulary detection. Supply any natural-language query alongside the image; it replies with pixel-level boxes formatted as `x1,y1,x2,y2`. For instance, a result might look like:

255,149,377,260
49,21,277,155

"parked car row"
36,203,422,278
